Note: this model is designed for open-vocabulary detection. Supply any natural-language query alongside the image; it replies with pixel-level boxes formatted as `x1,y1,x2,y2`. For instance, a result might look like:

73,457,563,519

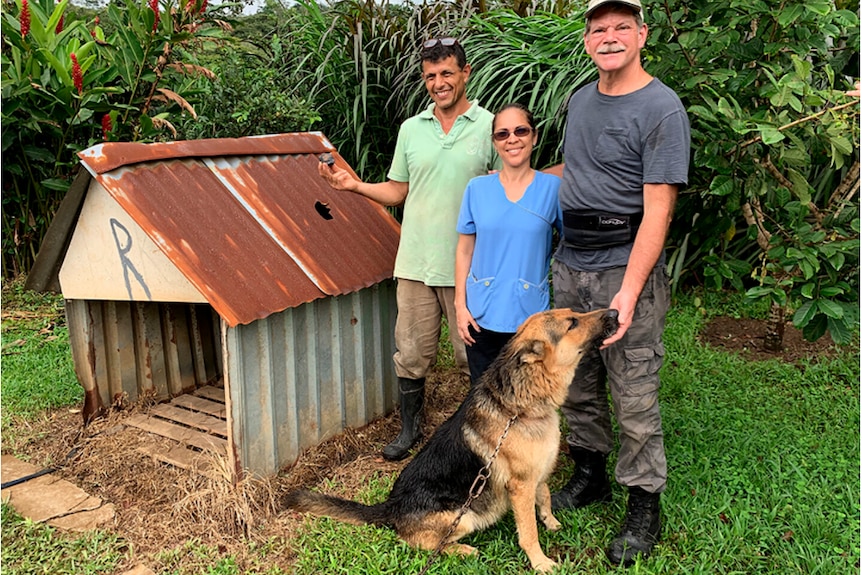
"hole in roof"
315,201,333,220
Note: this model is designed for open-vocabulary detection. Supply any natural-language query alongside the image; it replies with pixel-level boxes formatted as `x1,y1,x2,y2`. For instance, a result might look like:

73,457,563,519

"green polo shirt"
388,100,500,286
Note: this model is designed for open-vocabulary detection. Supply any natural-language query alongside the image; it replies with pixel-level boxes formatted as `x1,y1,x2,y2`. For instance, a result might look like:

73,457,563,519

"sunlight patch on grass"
1,324,82,444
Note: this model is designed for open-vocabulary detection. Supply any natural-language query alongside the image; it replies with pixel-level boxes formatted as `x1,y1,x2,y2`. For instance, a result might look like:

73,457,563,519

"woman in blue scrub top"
454,103,563,384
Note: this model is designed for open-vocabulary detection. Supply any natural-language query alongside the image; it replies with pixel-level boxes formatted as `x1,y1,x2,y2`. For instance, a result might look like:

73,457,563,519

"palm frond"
466,8,594,167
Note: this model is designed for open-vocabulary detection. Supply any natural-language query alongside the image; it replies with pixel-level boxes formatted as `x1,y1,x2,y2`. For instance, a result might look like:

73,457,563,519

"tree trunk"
763,303,785,352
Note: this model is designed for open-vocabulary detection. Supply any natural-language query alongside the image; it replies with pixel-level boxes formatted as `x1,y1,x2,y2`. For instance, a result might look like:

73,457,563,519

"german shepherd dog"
284,308,619,572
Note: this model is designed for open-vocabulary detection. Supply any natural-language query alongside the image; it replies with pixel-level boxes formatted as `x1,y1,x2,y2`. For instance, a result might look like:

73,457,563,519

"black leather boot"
382,377,425,461
606,486,661,567
551,448,612,511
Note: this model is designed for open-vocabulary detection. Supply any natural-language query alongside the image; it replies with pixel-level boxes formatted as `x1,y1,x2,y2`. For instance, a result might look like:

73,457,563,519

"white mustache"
596,45,625,54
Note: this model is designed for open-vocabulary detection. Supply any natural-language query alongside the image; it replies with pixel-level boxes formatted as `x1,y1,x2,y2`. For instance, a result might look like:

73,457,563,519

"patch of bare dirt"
6,369,470,574
698,316,845,363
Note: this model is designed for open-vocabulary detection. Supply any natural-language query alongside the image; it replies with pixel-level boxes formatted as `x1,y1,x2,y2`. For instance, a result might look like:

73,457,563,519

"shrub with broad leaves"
647,0,860,345
1,0,225,277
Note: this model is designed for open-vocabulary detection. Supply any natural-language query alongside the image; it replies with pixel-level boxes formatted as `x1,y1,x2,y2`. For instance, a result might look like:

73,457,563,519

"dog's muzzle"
602,310,620,339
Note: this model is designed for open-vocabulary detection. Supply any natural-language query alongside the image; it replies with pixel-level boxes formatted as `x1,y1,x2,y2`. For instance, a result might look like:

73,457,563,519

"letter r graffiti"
110,218,152,301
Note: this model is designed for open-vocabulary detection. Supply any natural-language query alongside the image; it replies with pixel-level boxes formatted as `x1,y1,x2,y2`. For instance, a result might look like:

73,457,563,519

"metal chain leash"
414,413,518,575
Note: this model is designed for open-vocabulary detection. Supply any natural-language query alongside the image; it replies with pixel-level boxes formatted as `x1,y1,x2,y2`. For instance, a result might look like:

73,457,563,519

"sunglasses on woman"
423,37,458,48
492,126,534,141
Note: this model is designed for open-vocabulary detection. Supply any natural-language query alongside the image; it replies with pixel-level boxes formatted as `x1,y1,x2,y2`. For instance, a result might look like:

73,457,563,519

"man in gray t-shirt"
544,0,690,567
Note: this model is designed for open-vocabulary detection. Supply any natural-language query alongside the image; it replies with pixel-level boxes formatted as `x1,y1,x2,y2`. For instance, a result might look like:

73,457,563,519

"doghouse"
27,133,401,480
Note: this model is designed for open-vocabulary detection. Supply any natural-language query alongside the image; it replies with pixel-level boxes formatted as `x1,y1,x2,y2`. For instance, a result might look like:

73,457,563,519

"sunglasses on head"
493,126,534,141
423,37,458,48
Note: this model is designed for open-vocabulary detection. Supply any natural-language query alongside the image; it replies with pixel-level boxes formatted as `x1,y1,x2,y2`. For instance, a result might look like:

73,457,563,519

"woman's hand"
455,305,479,346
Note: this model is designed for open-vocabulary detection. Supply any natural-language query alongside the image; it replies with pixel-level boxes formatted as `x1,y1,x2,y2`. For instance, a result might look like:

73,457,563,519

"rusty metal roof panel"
76,134,401,327
78,133,334,174
208,155,398,296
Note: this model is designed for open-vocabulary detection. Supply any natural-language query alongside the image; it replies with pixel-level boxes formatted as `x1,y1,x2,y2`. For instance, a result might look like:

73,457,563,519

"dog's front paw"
531,557,558,573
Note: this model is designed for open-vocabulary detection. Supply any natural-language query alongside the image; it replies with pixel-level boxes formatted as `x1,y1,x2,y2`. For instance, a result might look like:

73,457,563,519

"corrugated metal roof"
76,133,401,327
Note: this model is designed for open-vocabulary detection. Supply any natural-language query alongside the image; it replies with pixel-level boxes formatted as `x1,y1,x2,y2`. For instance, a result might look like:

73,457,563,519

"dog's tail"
283,489,391,527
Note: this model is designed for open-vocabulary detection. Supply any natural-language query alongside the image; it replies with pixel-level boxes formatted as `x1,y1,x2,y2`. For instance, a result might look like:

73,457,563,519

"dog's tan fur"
284,308,618,572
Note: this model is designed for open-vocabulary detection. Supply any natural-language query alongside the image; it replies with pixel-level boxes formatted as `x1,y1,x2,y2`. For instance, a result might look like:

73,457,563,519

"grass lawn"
1,282,859,574
1,283,81,438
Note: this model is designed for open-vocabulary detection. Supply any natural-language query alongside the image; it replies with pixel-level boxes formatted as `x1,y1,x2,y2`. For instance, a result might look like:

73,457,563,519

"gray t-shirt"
555,78,690,271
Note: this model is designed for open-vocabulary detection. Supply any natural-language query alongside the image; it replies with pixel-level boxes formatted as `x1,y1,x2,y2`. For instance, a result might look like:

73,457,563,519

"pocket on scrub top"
466,274,494,319
515,278,549,318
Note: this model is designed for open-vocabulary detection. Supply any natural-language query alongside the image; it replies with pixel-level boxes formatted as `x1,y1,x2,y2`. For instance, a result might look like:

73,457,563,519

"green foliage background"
645,0,860,344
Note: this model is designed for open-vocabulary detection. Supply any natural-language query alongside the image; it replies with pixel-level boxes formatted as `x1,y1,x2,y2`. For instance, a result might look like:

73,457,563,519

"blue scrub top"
456,171,562,333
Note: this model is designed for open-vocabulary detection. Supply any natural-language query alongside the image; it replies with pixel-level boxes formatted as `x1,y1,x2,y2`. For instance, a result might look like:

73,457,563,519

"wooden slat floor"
125,383,229,479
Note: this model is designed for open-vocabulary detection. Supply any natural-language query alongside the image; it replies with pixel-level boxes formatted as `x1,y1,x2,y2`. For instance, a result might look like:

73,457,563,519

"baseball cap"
584,0,643,18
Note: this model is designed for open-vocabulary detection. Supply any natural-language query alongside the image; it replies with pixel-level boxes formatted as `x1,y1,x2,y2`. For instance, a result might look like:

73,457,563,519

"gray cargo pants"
552,261,669,493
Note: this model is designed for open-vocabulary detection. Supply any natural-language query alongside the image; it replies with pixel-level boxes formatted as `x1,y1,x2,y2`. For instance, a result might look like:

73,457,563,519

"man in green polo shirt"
318,38,500,461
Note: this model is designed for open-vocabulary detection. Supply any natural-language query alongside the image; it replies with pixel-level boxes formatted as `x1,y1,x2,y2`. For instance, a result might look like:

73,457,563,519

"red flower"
70,53,83,95
102,114,112,140
148,0,159,31
19,0,30,37
55,14,64,34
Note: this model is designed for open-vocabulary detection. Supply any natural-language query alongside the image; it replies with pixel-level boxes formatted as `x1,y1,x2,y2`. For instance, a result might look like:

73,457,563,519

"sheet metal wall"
66,299,222,418
224,280,397,476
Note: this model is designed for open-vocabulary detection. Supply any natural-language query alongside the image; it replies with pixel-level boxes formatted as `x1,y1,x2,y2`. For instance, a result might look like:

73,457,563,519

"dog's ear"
518,339,547,364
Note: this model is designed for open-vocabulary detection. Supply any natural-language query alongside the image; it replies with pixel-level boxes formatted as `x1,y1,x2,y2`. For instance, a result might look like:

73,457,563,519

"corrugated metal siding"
224,280,397,475
66,299,222,417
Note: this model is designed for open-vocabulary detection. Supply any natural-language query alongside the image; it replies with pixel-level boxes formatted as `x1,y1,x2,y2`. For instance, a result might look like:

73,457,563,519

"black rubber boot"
606,486,661,567
551,448,612,511
382,377,425,461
